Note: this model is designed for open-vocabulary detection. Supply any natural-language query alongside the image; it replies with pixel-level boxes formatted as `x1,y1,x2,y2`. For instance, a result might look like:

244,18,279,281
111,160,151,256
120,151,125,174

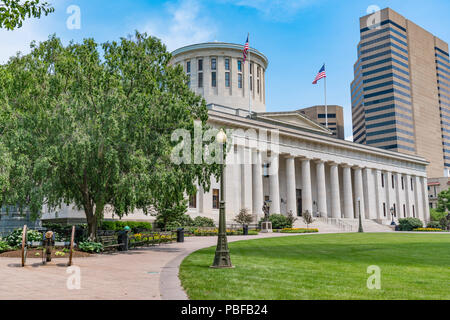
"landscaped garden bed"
274,228,319,233
0,248,93,258
413,228,446,232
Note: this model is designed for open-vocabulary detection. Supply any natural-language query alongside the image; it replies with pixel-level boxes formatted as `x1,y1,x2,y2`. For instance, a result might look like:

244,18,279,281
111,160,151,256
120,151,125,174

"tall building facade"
351,8,450,179
299,105,345,139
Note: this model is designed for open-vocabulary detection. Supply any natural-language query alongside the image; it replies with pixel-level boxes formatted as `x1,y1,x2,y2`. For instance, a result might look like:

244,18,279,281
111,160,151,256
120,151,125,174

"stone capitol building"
41,42,431,227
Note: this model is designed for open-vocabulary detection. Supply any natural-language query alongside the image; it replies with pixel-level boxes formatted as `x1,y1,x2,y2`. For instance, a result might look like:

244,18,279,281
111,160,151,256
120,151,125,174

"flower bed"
274,228,319,234
413,228,444,232
190,228,259,237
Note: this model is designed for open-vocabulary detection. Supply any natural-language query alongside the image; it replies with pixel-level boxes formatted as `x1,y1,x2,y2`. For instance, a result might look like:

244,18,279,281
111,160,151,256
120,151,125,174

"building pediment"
255,112,332,135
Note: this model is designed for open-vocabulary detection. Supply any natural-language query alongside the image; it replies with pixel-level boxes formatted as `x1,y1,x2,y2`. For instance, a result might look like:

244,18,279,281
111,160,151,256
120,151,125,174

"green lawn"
179,233,450,300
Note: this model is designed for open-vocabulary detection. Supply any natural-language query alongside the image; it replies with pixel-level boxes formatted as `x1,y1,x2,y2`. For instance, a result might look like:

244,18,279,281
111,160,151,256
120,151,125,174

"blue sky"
1,0,449,139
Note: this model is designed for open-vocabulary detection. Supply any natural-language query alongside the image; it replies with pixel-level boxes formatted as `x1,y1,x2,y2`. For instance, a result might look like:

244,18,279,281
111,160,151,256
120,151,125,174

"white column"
422,177,430,222
242,148,253,213
315,160,327,217
375,170,383,220
286,156,297,216
224,160,236,217
363,168,376,219
269,155,281,214
395,173,403,218
385,171,394,220
198,186,204,214
330,163,341,219
342,165,354,219
252,150,264,220
301,158,313,216
414,176,424,221
234,147,243,213
405,174,412,217
354,167,365,220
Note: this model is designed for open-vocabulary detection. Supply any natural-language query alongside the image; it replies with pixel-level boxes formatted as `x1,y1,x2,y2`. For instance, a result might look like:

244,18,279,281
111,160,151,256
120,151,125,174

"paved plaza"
0,233,300,300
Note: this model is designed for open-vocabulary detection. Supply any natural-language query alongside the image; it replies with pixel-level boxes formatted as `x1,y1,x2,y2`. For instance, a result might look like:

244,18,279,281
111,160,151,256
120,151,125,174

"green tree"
436,189,450,212
234,208,253,229
0,0,54,30
0,32,220,239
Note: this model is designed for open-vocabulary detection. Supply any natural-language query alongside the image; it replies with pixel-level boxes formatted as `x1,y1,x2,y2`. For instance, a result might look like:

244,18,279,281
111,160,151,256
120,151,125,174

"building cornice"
207,110,429,167
171,42,269,68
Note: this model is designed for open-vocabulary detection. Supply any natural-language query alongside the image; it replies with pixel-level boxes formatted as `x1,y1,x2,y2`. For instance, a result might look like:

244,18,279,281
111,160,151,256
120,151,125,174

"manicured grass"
179,233,450,300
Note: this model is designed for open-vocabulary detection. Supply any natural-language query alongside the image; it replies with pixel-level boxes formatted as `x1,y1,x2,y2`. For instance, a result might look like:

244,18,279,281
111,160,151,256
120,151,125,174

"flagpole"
248,33,252,115
324,63,328,128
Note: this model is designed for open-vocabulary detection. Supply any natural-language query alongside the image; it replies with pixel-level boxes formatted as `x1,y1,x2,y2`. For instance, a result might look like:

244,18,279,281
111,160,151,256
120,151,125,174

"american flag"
243,35,249,64
312,64,326,84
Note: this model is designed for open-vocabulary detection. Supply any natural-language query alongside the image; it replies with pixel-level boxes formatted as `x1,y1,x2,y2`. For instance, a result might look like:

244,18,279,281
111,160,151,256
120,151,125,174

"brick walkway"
0,233,301,300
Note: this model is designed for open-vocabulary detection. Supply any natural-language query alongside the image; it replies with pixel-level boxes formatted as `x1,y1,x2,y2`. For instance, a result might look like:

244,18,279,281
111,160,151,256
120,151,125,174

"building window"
211,72,217,87
392,175,395,189
225,58,230,71
250,63,253,75
238,73,243,89
411,178,414,191
381,173,385,188
238,60,242,72
393,204,396,217
225,72,230,87
383,203,386,217
186,61,191,73
212,189,220,209
265,195,270,202
403,204,406,217
412,205,415,218
198,59,203,71
401,177,404,190
257,66,261,77
198,72,203,88
257,79,260,94
211,58,217,71
250,76,253,91
189,194,197,209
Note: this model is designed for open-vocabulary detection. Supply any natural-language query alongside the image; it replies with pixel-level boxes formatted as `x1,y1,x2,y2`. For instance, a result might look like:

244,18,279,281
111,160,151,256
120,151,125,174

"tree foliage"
234,208,253,227
0,0,54,30
0,32,220,239
436,189,450,213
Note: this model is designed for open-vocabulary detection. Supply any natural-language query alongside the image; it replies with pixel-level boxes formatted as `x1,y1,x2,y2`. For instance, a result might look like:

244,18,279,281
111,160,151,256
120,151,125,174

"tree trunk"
86,212,97,241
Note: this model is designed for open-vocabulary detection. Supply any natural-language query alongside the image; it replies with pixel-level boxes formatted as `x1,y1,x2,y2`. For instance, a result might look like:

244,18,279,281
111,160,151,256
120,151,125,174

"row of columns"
218,148,430,222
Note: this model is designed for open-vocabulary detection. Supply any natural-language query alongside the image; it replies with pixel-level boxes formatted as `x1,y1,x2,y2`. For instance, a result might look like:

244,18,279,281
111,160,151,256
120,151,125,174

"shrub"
156,214,194,230
260,214,293,230
427,221,443,229
277,228,319,234
78,241,103,253
234,208,254,227
430,209,446,222
0,240,12,253
5,228,43,247
101,221,152,233
398,218,423,231
192,216,216,228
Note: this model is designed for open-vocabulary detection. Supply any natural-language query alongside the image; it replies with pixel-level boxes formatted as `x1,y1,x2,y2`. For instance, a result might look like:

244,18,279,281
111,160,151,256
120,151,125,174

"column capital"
352,165,365,171
327,161,340,167
341,163,353,169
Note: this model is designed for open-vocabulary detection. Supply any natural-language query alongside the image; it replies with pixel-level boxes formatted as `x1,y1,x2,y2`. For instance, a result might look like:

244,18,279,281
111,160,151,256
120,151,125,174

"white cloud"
0,19,51,64
221,0,316,20
143,0,217,52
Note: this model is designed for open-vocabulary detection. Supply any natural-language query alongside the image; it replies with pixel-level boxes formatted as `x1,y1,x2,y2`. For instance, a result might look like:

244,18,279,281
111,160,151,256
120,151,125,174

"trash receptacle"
177,228,185,243
243,225,249,236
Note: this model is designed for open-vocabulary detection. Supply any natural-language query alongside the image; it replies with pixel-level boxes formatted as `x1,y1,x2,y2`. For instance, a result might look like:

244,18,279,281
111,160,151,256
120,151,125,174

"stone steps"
293,217,393,233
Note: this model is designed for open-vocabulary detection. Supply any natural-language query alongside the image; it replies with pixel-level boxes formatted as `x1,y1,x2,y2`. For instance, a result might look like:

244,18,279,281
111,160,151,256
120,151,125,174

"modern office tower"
299,105,345,139
351,8,450,178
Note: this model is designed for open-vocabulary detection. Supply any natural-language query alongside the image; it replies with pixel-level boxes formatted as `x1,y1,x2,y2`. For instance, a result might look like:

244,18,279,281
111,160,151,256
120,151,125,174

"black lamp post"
211,129,233,269
357,197,364,233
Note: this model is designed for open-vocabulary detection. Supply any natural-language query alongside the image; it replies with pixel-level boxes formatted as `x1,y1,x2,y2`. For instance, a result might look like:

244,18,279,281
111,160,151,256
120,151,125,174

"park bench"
98,234,120,251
